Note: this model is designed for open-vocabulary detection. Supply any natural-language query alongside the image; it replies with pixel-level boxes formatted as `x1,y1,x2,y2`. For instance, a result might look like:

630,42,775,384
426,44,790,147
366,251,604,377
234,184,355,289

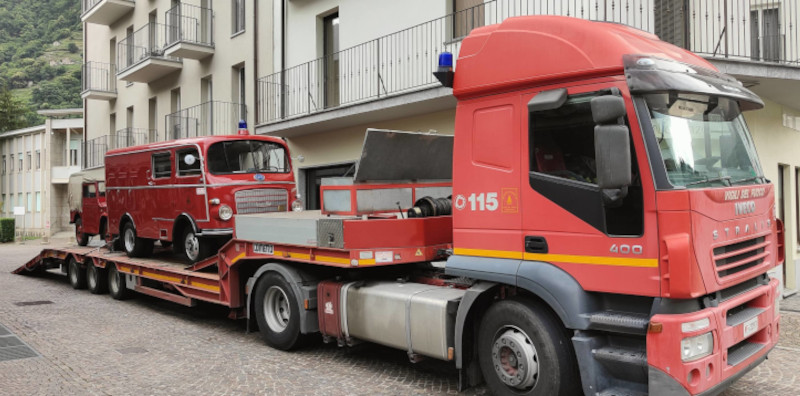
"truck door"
82,183,100,234
520,84,660,296
148,151,173,239
175,147,205,231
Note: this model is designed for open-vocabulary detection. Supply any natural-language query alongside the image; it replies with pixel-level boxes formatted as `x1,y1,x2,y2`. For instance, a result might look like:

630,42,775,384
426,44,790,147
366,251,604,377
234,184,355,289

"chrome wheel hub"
492,326,539,389
124,228,135,252
184,232,199,261
263,286,290,332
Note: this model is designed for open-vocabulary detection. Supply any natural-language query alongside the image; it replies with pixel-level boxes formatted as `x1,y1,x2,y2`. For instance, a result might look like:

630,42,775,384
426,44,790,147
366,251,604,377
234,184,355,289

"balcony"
112,128,156,148
81,0,134,25
81,62,117,101
52,166,81,184
165,101,246,140
165,3,215,60
257,0,800,135
117,23,182,84
83,136,109,169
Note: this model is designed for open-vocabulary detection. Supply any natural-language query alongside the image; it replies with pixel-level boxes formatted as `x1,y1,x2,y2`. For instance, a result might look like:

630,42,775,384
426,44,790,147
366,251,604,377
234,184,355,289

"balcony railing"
84,136,108,169
82,62,117,99
81,0,135,25
118,23,181,73
166,3,214,48
165,101,246,140
257,0,800,125
112,128,154,149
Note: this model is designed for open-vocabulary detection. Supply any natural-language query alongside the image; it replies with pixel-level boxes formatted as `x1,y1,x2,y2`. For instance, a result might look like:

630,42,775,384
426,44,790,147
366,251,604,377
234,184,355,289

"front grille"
235,188,288,214
713,236,768,279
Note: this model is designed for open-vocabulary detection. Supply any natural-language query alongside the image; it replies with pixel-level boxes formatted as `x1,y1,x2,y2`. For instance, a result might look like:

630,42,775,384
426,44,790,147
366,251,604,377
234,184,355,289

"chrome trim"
197,228,233,236
106,181,293,190
152,217,174,222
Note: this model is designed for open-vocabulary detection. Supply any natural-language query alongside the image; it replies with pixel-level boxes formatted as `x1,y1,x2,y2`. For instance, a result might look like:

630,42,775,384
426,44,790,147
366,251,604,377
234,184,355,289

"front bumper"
647,277,780,395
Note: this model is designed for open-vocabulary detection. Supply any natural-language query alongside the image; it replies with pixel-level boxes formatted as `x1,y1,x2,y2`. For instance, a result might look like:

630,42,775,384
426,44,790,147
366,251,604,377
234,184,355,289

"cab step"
588,311,649,335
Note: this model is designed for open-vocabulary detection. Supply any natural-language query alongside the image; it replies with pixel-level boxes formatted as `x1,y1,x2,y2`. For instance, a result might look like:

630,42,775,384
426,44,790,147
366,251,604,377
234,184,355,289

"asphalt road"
0,241,797,395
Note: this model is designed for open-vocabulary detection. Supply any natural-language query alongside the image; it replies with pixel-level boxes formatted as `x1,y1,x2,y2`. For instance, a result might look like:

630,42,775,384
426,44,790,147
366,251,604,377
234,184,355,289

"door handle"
525,236,548,254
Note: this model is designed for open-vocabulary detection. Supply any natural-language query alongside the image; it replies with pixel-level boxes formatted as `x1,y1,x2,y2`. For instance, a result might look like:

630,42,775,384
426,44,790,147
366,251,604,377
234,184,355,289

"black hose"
407,196,452,218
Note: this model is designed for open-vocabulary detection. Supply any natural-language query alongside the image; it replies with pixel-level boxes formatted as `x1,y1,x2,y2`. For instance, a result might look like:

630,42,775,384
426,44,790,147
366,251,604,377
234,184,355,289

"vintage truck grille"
713,236,768,279
235,189,288,214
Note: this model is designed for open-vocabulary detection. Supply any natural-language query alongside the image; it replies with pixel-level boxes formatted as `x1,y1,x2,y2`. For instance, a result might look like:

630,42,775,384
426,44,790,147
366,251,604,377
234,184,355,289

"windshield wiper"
730,176,763,185
684,176,732,187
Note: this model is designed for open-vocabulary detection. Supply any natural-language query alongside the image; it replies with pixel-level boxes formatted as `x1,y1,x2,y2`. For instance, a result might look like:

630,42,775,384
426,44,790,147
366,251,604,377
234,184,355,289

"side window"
152,152,172,178
82,184,90,198
98,182,106,197
177,148,201,176
86,184,97,198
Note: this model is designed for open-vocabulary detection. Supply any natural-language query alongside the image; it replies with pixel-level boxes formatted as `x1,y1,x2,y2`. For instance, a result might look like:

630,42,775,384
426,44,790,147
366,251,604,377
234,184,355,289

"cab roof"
453,15,717,98
105,134,286,156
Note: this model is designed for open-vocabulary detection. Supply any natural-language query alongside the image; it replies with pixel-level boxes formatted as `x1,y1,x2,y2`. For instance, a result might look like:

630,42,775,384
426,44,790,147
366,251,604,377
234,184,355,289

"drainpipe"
253,0,258,128
281,0,286,119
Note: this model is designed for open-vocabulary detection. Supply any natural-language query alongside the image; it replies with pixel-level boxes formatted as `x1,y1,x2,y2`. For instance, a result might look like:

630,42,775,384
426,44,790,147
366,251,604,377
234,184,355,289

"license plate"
253,243,274,255
742,317,759,338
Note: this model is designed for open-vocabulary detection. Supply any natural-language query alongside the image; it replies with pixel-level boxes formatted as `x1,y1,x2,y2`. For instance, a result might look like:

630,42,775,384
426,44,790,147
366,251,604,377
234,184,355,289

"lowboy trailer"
17,16,784,396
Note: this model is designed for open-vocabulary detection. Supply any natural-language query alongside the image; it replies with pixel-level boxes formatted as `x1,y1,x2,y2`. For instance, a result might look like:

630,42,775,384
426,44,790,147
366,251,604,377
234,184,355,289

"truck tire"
67,256,87,289
122,222,153,258
108,264,132,300
75,218,89,247
86,263,107,295
477,297,580,396
181,225,212,264
254,272,306,350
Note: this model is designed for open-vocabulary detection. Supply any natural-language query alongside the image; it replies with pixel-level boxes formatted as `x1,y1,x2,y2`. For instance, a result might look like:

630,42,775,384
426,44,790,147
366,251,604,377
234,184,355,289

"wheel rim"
184,231,200,261
68,261,78,284
491,325,539,390
75,220,82,240
263,286,290,333
109,267,120,294
124,227,136,252
87,266,96,289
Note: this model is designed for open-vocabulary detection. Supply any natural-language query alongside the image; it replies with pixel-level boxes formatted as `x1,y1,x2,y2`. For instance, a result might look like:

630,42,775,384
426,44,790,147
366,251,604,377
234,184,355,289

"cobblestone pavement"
1,241,798,395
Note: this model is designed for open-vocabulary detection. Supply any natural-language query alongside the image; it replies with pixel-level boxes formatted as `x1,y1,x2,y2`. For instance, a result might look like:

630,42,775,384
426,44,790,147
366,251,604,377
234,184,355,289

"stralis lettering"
735,201,756,216
725,187,766,201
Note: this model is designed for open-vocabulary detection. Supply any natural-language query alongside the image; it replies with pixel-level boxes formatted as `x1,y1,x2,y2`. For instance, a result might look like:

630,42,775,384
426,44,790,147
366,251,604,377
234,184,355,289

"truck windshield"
643,93,763,189
207,140,289,174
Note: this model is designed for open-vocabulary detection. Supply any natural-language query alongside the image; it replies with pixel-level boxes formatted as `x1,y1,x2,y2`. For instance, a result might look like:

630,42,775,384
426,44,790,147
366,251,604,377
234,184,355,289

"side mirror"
591,95,627,124
595,125,632,189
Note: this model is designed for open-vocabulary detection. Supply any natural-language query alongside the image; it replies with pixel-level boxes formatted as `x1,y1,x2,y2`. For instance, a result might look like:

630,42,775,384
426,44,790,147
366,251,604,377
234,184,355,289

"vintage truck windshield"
643,93,764,189
207,140,289,174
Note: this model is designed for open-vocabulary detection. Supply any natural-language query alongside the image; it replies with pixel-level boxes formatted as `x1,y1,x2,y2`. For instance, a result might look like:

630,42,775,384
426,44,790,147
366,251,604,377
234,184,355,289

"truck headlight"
681,332,713,362
218,204,233,220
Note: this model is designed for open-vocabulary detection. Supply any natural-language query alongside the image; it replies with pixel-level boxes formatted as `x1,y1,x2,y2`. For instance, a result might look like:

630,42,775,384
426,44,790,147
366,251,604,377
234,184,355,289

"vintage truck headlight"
681,332,713,362
218,204,233,220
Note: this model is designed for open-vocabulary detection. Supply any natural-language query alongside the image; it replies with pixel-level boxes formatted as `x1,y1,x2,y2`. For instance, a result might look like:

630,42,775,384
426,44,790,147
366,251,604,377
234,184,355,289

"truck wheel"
181,226,211,263
67,256,87,289
477,298,580,396
122,222,153,258
86,263,107,295
75,218,89,247
254,273,306,350
108,264,132,300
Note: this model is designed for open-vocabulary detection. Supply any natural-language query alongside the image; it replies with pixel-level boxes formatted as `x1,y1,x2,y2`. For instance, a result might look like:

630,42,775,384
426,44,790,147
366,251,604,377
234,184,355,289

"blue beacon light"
438,52,453,72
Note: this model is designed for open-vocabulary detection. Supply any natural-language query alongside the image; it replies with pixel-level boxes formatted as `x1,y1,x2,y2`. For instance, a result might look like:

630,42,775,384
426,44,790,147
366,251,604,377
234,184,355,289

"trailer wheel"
122,222,153,258
181,226,211,263
86,263,107,295
477,298,580,396
108,264,132,300
67,256,87,289
75,218,89,247
254,273,305,350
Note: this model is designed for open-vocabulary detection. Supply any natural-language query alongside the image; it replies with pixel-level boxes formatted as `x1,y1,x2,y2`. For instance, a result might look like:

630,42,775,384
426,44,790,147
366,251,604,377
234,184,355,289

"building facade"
253,0,800,296
0,109,83,238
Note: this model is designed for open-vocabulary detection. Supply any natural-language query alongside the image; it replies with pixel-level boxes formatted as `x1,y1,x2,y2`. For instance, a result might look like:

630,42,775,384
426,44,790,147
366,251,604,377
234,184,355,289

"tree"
0,86,28,133
67,42,78,53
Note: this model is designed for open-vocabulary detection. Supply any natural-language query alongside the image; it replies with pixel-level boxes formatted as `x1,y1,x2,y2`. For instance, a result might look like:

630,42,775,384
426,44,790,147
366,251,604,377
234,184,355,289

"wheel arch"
172,213,198,243
118,213,135,236
244,262,321,335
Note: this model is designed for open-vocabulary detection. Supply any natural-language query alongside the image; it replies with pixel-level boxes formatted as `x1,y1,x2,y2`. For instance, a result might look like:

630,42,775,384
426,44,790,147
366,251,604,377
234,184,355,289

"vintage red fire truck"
17,16,782,396
68,171,109,246
105,134,298,262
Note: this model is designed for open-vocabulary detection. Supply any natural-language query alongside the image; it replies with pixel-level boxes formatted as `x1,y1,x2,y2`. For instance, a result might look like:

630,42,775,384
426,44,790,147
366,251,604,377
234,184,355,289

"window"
207,140,289,174
18,153,22,172
17,193,22,209
26,151,31,170
9,154,13,172
453,0,485,39
750,8,781,62
323,13,340,108
1,194,5,213
69,140,80,166
528,89,642,236
26,193,31,211
2,155,5,174
98,181,106,197
35,150,40,169
35,192,41,212
152,152,172,178
232,0,245,34
84,184,97,198
177,148,202,176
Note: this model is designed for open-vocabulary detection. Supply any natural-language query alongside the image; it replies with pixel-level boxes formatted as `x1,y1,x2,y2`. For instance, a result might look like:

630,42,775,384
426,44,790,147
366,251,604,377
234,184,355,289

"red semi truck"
16,16,782,396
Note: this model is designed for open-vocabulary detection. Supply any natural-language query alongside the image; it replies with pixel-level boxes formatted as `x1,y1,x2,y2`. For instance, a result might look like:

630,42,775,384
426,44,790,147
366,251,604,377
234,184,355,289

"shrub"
0,218,14,242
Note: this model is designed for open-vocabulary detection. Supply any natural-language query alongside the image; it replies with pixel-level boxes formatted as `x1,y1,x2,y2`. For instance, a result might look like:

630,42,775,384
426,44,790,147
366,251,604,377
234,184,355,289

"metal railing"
112,128,154,149
81,0,133,17
165,101,246,140
82,62,117,94
166,3,214,48
118,23,181,73
257,0,800,124
84,136,108,169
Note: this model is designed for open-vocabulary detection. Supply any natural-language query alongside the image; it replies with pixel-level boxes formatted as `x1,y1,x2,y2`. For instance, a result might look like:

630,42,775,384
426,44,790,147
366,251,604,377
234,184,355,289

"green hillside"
0,0,82,128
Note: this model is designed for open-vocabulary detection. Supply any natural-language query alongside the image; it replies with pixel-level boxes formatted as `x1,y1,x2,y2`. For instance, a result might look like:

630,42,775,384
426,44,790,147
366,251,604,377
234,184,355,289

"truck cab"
68,172,108,246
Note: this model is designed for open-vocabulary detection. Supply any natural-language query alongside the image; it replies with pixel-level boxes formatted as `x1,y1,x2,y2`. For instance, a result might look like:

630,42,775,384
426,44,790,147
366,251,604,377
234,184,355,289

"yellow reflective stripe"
358,259,377,266
454,248,658,268
141,271,181,283
316,255,351,265
231,252,246,264
188,281,221,293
